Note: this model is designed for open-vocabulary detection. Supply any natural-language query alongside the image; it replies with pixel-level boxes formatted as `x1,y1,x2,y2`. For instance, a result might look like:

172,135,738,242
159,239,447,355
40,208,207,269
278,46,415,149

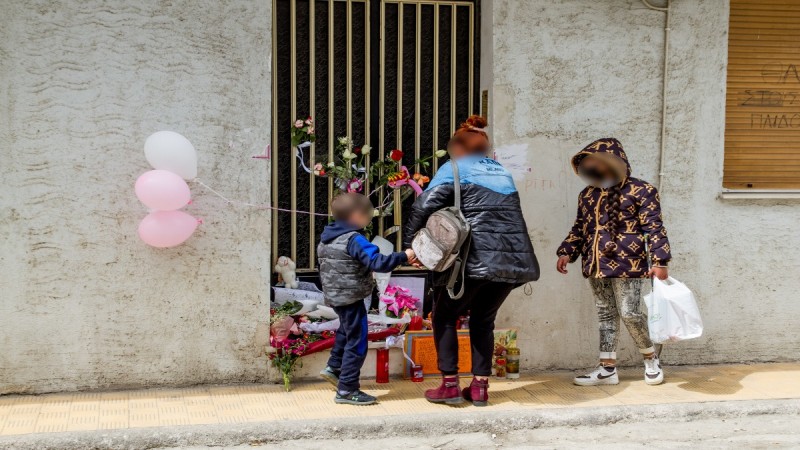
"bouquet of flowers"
291,117,316,147
269,331,335,391
380,284,421,319
293,116,445,226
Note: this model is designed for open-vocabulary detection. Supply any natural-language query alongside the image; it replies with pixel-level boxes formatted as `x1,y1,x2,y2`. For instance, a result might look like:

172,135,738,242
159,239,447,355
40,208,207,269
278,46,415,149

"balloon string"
192,179,331,217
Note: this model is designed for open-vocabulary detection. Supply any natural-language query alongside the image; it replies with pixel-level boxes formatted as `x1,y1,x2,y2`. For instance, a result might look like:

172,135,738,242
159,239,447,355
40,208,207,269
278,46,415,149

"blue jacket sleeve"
347,234,408,272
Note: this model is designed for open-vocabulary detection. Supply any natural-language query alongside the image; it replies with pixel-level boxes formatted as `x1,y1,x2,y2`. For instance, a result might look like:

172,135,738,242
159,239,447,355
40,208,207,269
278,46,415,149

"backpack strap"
447,160,469,300
452,159,464,215
446,236,471,300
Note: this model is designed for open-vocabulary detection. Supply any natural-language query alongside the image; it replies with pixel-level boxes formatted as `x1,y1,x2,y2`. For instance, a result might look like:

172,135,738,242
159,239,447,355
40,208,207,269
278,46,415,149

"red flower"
353,146,362,155
390,149,404,161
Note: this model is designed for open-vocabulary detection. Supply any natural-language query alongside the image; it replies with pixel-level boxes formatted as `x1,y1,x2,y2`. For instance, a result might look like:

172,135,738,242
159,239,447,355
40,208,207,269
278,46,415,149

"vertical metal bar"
450,5,456,138
271,0,278,265
468,4,474,115
364,0,371,195
290,0,298,263
414,2,421,173
378,0,385,237
432,3,440,170
395,2,404,249
347,0,353,140
396,2,403,151
309,0,316,269
328,0,334,213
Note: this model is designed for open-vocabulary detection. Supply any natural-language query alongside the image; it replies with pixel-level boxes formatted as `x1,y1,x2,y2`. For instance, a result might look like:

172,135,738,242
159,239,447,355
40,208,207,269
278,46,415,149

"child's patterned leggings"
589,278,655,358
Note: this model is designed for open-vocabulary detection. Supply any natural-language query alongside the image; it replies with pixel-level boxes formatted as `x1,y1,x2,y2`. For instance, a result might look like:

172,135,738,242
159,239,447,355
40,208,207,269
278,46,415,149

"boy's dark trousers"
327,300,368,393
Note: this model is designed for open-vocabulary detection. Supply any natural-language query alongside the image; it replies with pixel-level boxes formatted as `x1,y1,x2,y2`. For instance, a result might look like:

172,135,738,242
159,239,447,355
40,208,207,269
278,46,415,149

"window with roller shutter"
724,0,800,190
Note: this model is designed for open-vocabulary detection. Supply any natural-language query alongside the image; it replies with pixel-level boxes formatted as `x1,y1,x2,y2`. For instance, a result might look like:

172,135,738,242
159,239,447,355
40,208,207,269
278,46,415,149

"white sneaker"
573,365,619,386
644,356,664,385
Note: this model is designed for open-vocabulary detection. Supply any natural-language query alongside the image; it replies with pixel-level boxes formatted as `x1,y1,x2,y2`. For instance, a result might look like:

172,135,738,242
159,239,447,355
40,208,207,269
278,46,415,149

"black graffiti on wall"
750,113,800,129
761,63,800,84
740,90,798,107
736,63,800,128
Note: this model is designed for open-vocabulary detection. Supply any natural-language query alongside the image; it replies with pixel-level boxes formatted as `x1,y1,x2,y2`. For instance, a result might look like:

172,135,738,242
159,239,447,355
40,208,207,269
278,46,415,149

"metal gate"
272,0,480,270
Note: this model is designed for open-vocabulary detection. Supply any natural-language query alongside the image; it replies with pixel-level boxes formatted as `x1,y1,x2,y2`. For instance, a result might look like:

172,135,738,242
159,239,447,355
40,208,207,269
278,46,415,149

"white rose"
327,162,335,168
435,149,447,158
338,136,351,146
294,119,304,128
342,150,356,160
361,144,371,156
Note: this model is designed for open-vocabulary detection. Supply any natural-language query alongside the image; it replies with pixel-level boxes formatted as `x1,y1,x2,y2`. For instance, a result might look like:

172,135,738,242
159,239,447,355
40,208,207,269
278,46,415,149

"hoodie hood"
320,220,363,244
571,138,631,183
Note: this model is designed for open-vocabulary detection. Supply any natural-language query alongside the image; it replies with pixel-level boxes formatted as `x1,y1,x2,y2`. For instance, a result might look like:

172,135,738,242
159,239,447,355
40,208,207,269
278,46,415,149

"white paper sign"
493,143,531,180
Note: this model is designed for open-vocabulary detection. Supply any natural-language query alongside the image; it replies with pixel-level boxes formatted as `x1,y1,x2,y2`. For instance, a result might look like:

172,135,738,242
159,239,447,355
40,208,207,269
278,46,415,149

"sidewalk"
1,362,798,447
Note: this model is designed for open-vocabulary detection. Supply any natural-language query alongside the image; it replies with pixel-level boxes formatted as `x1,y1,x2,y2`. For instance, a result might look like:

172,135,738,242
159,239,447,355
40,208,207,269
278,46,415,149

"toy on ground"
274,256,299,289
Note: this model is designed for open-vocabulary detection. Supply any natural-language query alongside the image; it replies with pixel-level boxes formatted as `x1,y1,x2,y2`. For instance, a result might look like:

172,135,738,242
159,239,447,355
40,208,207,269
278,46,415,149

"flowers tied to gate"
291,116,316,147
380,284,420,318
290,118,448,220
367,148,446,217
314,136,370,193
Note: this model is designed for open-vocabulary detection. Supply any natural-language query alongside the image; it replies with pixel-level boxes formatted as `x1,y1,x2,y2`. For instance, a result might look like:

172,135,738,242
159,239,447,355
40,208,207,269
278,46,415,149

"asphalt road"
172,413,800,449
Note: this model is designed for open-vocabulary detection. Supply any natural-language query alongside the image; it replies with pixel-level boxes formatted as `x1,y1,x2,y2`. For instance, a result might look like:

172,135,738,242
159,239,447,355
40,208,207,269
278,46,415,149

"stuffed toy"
274,255,299,289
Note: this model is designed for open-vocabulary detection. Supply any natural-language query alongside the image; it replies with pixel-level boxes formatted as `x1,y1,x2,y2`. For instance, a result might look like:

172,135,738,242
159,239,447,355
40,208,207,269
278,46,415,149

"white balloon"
144,131,198,180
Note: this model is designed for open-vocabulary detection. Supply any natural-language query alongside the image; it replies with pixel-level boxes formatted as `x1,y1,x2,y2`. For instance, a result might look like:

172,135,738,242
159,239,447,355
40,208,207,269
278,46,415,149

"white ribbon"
296,141,313,174
385,334,416,366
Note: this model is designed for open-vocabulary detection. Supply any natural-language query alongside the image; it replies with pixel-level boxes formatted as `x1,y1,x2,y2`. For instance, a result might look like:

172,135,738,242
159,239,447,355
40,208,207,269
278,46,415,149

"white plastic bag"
299,319,340,333
644,277,703,343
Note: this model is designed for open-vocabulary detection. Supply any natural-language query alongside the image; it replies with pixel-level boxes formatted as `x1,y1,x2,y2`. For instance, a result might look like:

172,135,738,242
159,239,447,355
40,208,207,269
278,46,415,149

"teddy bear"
274,255,299,289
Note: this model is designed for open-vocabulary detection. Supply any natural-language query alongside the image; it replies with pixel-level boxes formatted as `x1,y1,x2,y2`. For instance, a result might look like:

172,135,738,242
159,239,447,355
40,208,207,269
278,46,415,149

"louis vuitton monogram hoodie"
557,138,671,278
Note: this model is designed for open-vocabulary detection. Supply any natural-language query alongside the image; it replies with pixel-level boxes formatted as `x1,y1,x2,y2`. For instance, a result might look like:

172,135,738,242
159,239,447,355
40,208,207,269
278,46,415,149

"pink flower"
305,117,313,125
308,126,315,135
294,119,305,128
346,178,363,193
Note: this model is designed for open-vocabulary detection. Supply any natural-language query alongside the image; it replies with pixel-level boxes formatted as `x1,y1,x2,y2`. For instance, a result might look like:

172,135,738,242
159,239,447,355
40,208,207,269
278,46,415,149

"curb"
2,398,799,449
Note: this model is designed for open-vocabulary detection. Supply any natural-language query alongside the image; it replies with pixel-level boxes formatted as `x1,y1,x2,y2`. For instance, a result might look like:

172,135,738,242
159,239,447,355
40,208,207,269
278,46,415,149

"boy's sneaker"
573,365,619,386
319,366,340,387
334,389,377,405
644,356,664,385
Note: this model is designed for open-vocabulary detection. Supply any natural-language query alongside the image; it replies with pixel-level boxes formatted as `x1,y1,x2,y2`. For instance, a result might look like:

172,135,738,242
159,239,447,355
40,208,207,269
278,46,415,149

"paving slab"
0,362,798,449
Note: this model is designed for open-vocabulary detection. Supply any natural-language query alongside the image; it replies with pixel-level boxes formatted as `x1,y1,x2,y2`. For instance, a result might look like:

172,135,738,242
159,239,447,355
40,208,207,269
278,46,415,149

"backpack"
411,161,471,299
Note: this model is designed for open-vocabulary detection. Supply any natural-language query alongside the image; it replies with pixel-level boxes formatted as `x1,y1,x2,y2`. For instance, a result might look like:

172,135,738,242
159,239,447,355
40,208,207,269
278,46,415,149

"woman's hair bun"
463,115,488,129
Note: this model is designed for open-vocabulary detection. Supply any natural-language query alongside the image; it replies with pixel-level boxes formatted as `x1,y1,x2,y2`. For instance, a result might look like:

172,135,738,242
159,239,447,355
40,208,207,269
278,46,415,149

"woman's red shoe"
462,377,489,406
424,376,463,405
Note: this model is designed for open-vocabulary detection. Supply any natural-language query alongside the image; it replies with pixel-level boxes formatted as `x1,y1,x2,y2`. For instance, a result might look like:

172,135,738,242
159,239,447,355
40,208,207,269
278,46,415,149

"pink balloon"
138,211,199,248
135,170,191,211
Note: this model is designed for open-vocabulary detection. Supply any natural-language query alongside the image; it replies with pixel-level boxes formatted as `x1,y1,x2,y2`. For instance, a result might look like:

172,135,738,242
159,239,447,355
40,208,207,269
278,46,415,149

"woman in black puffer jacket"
403,115,539,406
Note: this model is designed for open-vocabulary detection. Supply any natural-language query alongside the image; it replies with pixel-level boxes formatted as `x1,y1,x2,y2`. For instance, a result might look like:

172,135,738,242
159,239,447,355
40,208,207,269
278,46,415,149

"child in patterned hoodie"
557,138,671,386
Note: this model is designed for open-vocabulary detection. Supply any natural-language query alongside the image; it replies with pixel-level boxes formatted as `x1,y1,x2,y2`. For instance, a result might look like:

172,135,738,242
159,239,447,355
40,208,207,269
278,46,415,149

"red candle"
376,348,390,383
411,364,424,382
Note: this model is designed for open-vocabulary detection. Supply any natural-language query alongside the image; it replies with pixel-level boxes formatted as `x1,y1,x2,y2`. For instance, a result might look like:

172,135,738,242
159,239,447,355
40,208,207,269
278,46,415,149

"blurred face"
348,208,374,229
579,156,619,189
447,139,469,159
447,132,489,160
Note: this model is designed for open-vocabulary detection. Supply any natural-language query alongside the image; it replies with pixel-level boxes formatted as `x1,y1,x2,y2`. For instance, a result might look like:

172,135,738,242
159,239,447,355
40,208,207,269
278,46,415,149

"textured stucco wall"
0,0,272,393
491,0,800,370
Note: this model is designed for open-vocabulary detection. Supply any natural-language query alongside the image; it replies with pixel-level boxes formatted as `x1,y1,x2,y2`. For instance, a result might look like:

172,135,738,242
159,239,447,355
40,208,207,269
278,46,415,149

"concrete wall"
2,0,798,395
0,0,272,394
491,0,800,370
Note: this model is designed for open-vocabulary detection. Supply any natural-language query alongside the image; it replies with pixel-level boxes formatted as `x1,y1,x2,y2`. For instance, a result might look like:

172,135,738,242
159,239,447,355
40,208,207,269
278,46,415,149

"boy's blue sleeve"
347,235,408,272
